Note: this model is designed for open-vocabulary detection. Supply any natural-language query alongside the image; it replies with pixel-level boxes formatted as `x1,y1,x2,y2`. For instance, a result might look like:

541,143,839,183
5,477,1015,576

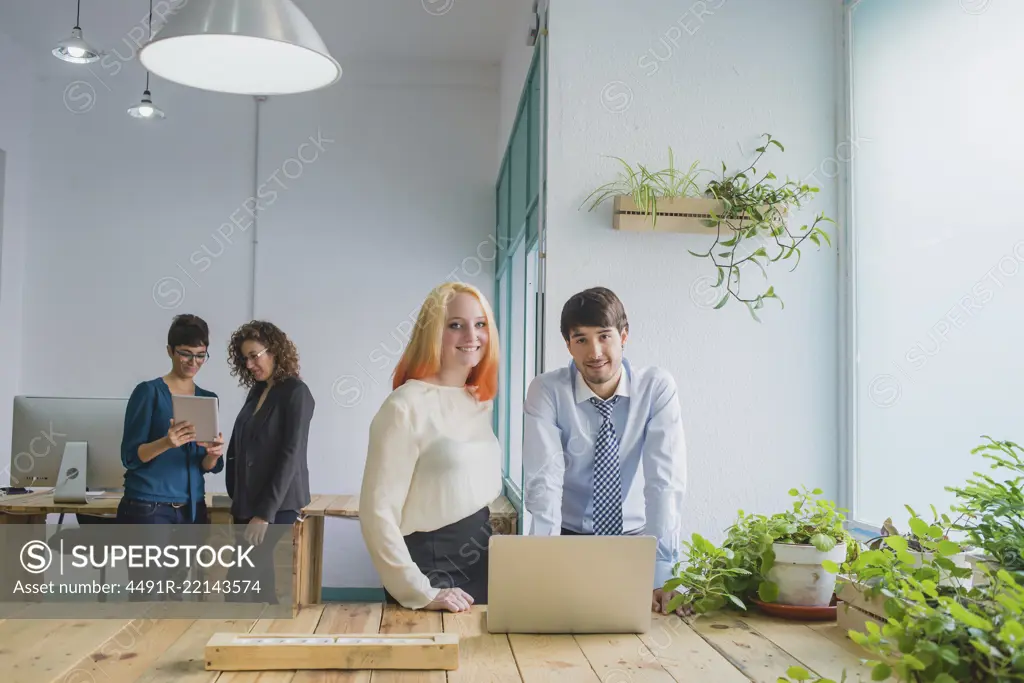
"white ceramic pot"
767,542,847,606
911,551,974,589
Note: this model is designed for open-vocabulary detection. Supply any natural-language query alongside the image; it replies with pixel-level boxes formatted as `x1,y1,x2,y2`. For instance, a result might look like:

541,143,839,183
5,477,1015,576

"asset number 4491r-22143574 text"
124,579,262,595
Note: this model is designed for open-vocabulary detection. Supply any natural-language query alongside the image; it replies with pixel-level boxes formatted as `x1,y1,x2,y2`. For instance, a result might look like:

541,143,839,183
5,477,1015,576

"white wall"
0,28,33,483
545,0,842,543
20,57,499,589
497,0,539,172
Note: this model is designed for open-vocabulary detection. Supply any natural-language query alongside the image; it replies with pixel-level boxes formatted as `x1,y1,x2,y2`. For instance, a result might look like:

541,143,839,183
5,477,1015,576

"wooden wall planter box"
611,195,784,234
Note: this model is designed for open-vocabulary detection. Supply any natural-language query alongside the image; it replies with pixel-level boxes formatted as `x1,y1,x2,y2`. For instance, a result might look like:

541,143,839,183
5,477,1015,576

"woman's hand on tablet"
165,418,196,448
199,432,225,457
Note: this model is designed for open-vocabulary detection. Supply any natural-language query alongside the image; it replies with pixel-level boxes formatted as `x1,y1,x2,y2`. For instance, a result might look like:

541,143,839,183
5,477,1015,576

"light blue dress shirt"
522,357,688,588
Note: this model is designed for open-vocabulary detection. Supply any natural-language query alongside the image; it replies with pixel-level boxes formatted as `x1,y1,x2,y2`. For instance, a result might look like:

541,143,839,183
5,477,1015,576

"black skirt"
385,506,492,605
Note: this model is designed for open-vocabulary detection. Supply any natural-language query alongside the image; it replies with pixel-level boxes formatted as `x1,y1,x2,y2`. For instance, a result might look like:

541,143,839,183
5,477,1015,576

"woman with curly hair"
223,320,314,602
359,282,502,613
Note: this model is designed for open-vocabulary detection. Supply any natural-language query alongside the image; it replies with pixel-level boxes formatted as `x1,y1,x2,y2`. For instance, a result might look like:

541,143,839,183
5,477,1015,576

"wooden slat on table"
685,612,812,683
443,606,520,682
638,613,749,682
507,632,601,682
741,613,879,681
215,605,327,683
1,615,132,683
44,616,196,683
301,494,339,516
371,605,444,683
292,603,385,683
574,632,676,683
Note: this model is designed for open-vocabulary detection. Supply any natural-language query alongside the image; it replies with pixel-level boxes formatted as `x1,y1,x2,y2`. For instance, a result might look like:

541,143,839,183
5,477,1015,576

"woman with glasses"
117,313,225,526
223,320,314,603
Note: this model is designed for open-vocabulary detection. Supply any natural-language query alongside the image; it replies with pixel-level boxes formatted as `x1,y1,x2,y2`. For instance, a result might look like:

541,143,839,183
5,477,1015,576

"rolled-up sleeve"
523,377,566,536
641,372,688,589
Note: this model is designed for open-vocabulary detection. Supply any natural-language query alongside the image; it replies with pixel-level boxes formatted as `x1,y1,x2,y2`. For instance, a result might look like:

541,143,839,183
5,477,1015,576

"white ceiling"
0,0,525,72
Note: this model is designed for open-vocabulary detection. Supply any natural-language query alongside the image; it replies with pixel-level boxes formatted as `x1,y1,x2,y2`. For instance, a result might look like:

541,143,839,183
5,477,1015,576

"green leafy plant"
945,436,1024,580
666,486,855,614
582,134,835,321
581,146,704,223
692,134,834,320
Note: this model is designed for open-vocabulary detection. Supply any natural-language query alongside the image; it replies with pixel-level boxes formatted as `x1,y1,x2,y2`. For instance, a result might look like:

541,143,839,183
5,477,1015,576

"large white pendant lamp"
139,0,341,96
52,0,101,64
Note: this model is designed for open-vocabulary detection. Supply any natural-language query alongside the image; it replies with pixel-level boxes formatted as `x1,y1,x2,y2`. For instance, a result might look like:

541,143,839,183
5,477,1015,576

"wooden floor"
0,602,880,682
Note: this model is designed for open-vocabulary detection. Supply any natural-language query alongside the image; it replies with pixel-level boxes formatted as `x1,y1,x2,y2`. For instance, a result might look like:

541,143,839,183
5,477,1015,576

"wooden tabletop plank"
371,605,444,683
292,603,385,683
740,613,878,681
301,494,339,516
573,632,676,683
2,616,132,683
443,606,521,683
638,613,748,682
685,612,812,683
44,617,196,683
507,633,601,682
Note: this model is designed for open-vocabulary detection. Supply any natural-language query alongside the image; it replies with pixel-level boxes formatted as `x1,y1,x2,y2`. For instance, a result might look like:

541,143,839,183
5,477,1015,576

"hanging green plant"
582,133,836,322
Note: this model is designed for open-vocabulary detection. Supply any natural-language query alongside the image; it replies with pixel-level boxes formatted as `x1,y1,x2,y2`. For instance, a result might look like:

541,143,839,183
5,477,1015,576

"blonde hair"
392,282,499,402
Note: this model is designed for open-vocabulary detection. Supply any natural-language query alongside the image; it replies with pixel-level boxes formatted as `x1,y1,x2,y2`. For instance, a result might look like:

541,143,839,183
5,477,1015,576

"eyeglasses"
175,349,209,363
242,348,270,364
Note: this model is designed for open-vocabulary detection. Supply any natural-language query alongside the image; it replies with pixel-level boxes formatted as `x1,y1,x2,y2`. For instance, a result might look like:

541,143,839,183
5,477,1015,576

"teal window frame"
493,31,546,532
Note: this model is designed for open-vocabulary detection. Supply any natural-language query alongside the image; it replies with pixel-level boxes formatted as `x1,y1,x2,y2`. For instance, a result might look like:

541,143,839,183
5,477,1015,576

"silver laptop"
486,534,656,634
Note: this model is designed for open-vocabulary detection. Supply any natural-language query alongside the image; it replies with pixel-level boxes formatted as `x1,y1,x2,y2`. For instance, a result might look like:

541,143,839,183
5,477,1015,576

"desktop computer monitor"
9,395,128,501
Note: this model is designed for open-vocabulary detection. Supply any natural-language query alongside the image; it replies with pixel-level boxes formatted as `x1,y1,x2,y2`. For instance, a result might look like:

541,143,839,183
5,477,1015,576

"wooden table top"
0,491,342,516
0,601,878,682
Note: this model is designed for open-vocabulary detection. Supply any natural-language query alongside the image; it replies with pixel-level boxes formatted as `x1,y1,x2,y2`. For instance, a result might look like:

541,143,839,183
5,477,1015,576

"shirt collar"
574,364,630,404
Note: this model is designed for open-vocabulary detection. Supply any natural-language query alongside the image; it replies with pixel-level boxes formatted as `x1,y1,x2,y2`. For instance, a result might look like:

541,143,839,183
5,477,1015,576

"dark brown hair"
227,320,301,388
560,287,629,341
167,314,209,349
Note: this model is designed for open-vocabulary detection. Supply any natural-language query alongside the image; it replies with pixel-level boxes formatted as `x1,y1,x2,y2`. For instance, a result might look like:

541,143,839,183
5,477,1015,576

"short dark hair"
167,314,210,349
560,287,629,341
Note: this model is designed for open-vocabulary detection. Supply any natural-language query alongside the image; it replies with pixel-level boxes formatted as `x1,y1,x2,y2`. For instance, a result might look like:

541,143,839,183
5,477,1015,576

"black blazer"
225,376,314,521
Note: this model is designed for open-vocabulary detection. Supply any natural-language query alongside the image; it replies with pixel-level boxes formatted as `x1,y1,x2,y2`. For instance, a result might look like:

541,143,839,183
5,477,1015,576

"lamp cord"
76,0,81,27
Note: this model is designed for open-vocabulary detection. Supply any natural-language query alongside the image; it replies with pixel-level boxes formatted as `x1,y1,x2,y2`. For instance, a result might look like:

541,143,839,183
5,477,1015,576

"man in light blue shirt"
523,287,688,615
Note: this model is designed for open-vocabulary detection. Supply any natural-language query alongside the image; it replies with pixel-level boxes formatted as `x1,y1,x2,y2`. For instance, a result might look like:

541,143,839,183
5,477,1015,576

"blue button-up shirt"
522,358,688,588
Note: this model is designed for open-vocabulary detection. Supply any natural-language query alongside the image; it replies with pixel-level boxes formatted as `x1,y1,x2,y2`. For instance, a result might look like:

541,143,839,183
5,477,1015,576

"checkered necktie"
590,396,623,535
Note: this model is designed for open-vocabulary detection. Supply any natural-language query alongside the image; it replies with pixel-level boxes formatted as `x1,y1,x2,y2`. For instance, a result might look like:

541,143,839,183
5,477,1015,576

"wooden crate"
611,195,784,233
205,632,459,671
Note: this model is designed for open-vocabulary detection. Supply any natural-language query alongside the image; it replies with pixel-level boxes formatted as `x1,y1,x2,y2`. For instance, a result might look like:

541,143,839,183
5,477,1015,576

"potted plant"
666,486,854,615
945,436,1024,586
581,134,836,321
865,512,974,590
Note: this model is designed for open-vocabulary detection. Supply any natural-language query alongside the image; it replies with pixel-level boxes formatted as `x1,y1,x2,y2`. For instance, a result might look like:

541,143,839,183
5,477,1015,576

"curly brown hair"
227,320,301,388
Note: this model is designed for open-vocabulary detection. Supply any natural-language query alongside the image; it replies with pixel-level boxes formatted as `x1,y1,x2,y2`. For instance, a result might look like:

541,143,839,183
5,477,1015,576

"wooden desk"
324,494,519,535
0,602,880,682
0,492,519,607
0,490,339,607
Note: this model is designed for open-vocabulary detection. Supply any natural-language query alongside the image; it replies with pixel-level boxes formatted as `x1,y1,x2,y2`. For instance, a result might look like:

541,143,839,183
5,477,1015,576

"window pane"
497,158,509,262
509,112,528,243
508,242,527,492
527,65,540,208
850,1,1024,525
525,242,539,385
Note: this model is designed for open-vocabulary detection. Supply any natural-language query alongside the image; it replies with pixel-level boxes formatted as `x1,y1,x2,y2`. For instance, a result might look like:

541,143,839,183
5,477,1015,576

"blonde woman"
359,282,502,613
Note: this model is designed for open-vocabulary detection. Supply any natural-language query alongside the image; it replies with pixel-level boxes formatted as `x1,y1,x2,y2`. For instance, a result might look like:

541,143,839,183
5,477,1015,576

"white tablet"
171,395,220,444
